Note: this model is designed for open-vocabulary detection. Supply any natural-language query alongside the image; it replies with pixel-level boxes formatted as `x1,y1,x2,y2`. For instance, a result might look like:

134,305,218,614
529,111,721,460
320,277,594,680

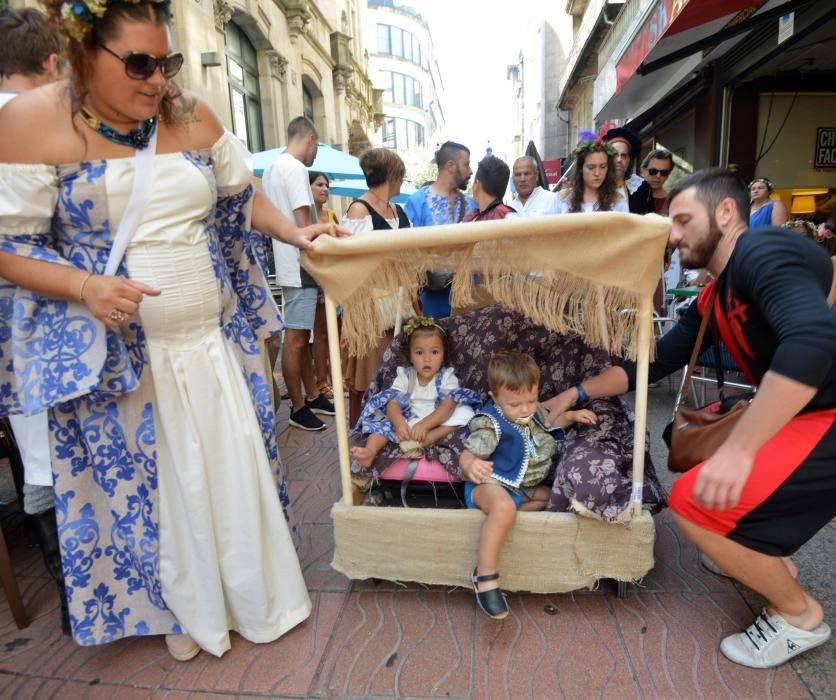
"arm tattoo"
176,96,201,125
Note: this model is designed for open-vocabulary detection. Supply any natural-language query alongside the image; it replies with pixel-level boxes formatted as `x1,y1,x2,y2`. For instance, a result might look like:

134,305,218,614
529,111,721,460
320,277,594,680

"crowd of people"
0,0,833,675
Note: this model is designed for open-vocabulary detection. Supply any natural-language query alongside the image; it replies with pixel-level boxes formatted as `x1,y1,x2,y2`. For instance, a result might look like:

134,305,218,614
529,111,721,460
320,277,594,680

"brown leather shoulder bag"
665,285,754,473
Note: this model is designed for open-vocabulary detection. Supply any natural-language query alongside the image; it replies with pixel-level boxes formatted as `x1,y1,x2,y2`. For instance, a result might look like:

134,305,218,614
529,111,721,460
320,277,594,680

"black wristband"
574,382,590,407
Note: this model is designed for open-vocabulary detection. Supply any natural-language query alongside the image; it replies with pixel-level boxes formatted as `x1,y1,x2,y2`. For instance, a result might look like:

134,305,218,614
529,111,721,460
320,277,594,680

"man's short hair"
287,115,317,142
0,8,63,78
668,168,750,225
513,155,536,170
640,149,674,170
435,141,469,168
488,352,540,394
475,155,510,199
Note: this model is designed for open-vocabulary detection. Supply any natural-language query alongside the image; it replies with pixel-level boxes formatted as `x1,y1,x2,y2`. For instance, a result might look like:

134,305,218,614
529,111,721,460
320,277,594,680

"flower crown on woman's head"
61,0,169,42
403,315,446,338
573,129,618,158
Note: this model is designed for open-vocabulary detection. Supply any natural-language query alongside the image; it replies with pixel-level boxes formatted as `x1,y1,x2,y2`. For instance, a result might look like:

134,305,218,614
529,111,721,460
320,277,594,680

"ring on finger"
107,307,127,322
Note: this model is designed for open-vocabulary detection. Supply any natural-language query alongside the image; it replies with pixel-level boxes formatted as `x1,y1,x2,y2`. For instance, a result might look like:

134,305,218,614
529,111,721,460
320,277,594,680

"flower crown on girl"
61,0,170,42
403,316,446,338
574,129,618,158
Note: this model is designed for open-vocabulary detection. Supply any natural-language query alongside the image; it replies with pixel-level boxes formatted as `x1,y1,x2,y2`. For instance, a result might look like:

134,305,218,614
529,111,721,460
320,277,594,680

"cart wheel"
616,580,628,599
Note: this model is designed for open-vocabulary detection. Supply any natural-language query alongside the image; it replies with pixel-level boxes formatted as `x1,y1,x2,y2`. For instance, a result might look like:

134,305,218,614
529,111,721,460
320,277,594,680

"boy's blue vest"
477,401,552,489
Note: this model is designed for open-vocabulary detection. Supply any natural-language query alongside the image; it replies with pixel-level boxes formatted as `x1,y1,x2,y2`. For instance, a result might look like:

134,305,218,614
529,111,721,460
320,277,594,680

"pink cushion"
379,457,463,483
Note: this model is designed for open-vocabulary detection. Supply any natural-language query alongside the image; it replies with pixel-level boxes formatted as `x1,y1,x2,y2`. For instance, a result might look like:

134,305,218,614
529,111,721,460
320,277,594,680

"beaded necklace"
78,106,158,149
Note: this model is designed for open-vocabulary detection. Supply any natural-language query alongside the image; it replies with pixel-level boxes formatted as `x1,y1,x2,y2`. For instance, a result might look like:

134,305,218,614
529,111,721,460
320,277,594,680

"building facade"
365,0,445,154
9,0,384,155
506,9,573,168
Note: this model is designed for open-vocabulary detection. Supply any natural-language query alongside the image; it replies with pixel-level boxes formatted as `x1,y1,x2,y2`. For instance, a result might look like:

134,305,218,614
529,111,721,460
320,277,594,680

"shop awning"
615,0,760,93
594,0,801,122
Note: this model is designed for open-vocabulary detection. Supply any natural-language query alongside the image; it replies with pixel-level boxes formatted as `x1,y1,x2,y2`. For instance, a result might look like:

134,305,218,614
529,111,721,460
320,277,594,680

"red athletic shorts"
668,409,836,557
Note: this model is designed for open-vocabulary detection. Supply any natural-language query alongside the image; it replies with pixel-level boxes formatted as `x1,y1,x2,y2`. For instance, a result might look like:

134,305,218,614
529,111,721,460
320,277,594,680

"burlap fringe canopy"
302,212,670,360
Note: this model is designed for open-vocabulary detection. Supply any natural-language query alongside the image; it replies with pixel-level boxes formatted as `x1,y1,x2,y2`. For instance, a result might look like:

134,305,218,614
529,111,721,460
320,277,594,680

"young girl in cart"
350,316,481,468
460,352,596,619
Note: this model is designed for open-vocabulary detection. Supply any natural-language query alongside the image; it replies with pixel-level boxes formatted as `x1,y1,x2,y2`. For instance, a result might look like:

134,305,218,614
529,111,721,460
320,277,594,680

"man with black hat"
604,127,654,215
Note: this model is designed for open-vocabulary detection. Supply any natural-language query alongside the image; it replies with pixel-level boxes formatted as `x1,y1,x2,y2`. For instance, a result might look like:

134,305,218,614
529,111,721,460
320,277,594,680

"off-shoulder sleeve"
0,163,59,252
209,132,283,342
0,163,110,415
211,130,254,197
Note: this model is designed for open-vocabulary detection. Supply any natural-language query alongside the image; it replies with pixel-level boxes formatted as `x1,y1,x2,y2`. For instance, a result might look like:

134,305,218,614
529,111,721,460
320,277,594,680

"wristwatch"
574,382,590,407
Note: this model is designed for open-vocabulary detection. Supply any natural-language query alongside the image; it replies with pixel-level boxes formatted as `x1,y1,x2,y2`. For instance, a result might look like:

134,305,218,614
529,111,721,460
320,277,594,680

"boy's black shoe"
306,394,336,416
288,405,326,431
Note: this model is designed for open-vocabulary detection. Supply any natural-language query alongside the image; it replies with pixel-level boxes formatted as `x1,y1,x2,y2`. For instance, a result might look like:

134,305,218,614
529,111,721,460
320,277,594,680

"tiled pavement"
0,386,832,699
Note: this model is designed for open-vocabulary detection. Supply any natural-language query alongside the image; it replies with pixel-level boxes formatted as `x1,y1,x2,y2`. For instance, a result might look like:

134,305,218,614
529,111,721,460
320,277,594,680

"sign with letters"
815,128,836,169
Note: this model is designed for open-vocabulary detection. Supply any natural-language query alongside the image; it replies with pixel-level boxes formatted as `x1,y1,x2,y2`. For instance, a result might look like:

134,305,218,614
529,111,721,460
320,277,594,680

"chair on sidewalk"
0,418,30,629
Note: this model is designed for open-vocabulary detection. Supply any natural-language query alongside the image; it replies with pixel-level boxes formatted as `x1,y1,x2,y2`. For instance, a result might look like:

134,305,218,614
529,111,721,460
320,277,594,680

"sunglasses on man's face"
647,168,671,177
102,45,184,80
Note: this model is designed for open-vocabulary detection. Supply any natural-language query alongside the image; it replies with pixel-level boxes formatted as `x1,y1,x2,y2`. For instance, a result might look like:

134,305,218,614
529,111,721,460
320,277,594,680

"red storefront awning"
616,0,759,93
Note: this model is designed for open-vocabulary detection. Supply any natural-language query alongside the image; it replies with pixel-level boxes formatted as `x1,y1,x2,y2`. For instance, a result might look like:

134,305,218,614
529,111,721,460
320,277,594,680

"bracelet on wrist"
574,382,590,407
78,272,94,302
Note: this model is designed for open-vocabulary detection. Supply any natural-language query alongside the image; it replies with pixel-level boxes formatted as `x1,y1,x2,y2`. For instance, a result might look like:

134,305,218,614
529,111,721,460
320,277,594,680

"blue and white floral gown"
0,132,311,656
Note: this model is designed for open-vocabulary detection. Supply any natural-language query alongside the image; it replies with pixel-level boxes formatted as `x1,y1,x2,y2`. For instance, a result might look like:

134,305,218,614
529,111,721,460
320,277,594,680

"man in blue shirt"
405,141,477,317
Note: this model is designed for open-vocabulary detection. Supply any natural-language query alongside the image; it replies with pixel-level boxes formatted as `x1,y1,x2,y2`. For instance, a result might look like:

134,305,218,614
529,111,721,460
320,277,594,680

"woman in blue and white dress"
0,0,336,661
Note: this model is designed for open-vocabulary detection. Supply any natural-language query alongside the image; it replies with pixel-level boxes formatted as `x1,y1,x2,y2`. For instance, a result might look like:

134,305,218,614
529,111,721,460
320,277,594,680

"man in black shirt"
543,168,835,669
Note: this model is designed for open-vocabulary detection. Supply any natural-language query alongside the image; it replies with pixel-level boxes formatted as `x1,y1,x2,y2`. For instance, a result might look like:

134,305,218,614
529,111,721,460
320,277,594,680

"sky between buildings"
415,0,539,161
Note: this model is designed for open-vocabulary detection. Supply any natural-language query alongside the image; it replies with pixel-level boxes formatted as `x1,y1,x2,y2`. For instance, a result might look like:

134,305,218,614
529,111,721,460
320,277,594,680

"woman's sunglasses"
102,45,184,80
646,168,671,177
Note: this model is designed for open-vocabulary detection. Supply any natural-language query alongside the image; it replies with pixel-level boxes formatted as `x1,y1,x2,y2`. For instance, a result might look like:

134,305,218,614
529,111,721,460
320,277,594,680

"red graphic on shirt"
725,291,755,360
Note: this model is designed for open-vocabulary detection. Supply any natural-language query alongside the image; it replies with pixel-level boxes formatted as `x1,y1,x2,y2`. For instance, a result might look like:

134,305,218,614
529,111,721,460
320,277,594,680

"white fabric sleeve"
284,160,314,213
340,215,373,234
391,366,410,394
439,366,460,394
550,194,570,215
0,163,58,235
211,130,254,197
613,195,629,213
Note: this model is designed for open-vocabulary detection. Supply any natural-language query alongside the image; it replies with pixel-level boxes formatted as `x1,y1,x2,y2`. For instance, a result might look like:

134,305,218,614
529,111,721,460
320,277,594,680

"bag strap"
454,191,467,222
679,284,718,405
104,128,158,276
710,324,727,403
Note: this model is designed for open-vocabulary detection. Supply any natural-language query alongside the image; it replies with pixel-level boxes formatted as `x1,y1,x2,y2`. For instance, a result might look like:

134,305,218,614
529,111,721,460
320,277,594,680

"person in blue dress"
0,0,339,662
749,177,788,228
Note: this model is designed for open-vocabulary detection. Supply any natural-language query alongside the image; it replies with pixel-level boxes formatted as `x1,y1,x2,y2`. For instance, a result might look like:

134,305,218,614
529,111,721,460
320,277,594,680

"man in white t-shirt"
0,5,68,633
509,156,556,217
262,116,335,430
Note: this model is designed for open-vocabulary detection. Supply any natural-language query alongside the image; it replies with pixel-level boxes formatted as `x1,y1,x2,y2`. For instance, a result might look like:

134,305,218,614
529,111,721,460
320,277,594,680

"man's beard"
455,169,469,190
680,215,723,269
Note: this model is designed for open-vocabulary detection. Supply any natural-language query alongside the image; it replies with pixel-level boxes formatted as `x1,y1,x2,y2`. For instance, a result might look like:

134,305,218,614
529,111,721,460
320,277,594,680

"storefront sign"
542,159,562,185
778,12,794,44
616,0,688,93
815,127,836,169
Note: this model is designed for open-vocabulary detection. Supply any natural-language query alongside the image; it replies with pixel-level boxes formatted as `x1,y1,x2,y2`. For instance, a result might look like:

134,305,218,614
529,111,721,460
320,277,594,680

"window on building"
377,23,390,54
376,24,423,66
381,117,425,150
224,23,264,152
303,83,315,122
382,118,396,148
380,71,423,109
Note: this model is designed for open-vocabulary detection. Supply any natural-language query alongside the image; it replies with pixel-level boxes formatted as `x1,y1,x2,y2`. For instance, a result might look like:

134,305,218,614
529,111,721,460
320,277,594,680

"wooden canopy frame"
303,212,671,592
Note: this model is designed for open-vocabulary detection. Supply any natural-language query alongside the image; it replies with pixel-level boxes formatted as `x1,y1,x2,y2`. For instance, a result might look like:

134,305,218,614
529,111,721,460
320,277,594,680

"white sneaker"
720,609,831,668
